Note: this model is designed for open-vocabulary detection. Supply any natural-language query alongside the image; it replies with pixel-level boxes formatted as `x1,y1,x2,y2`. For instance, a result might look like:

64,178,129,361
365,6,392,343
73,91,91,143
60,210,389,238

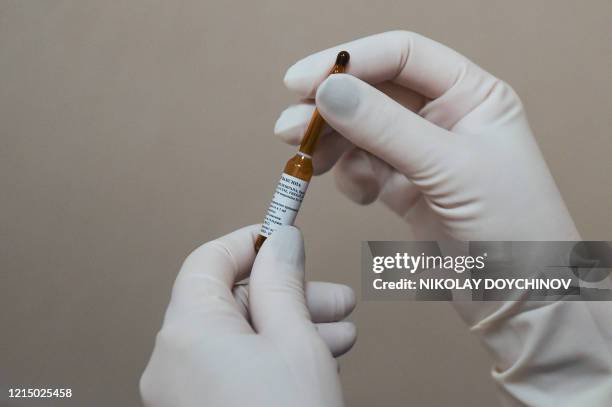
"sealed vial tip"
335,51,350,67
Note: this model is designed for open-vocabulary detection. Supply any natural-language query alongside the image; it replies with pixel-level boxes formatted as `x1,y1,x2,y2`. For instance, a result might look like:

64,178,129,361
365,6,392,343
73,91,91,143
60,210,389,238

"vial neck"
298,108,325,155
295,151,312,159
297,58,347,156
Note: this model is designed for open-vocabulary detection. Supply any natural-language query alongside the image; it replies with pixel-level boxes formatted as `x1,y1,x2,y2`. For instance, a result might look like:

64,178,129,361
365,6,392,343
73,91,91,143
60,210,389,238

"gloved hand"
274,31,612,406
140,225,356,407
276,31,579,243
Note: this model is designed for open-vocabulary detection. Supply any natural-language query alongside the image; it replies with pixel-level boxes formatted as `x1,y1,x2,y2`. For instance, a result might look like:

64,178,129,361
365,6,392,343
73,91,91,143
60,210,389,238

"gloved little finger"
315,322,357,357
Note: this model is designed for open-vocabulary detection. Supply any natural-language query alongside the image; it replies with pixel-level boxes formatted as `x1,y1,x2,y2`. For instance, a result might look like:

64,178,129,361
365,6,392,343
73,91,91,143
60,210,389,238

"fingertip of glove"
284,61,315,95
316,74,361,119
263,226,304,265
340,285,357,315
335,321,358,354
274,104,313,144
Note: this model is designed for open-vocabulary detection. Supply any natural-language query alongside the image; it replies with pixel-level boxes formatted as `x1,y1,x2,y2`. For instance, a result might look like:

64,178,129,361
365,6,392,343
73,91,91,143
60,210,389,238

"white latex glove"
275,31,612,406
140,225,356,407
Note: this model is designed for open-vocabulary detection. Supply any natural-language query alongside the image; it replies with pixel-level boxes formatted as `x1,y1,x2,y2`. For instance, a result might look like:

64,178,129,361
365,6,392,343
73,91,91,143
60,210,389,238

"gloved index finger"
164,224,259,332
283,31,488,101
179,224,259,286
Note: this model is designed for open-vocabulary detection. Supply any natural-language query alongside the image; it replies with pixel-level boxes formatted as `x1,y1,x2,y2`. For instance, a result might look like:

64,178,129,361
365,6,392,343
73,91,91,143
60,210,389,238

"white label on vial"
260,173,309,238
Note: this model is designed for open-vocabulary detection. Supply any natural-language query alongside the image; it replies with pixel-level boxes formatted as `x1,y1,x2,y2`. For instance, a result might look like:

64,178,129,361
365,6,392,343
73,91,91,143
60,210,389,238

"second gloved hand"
140,225,356,407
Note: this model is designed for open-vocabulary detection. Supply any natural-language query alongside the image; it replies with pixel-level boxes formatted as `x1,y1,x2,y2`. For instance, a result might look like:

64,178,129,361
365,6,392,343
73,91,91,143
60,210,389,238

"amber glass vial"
255,51,350,252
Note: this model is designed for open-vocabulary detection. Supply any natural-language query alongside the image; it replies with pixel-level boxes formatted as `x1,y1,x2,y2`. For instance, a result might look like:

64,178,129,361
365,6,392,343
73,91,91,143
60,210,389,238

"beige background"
1,1,611,406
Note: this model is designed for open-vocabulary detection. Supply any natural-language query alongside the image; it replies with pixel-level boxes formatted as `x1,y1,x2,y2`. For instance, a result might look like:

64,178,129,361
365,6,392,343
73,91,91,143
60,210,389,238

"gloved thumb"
316,74,451,179
248,226,315,340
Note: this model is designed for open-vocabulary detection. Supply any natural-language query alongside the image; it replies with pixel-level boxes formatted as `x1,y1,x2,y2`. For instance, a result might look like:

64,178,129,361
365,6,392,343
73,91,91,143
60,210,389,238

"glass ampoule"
255,51,350,252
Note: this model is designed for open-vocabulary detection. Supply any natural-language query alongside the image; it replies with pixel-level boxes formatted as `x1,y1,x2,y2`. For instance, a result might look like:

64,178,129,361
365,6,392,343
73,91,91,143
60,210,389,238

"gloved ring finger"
304,281,356,323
